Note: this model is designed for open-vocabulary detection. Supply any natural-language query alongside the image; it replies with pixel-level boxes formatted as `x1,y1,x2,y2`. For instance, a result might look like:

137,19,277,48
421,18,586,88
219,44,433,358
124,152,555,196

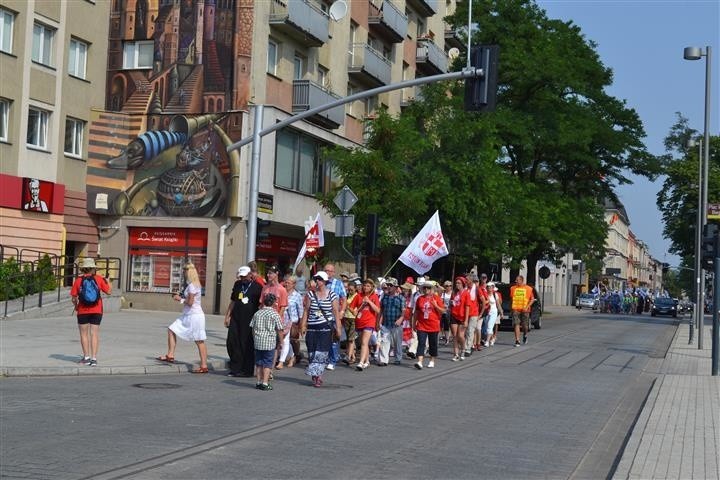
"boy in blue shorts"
249,293,285,391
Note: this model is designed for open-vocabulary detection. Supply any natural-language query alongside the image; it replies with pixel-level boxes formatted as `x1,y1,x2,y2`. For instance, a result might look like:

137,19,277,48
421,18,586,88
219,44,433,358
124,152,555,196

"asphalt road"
0,309,679,480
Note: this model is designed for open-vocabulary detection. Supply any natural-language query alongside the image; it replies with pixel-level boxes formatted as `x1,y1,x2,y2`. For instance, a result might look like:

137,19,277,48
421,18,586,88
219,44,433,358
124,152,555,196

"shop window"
274,128,339,195
128,227,208,293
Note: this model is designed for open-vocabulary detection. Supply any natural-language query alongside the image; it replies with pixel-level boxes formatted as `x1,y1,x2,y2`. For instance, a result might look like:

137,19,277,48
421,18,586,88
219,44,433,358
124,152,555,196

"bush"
0,255,58,301
0,257,25,301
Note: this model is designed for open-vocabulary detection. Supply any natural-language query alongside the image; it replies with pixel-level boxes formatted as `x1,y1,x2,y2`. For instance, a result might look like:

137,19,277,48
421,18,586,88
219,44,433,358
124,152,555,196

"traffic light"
257,219,271,240
464,45,499,112
352,233,362,257
365,213,379,256
701,223,718,271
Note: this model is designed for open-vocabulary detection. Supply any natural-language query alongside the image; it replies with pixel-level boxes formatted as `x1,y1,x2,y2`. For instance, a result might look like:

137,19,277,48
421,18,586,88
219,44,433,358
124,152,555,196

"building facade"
78,0,459,311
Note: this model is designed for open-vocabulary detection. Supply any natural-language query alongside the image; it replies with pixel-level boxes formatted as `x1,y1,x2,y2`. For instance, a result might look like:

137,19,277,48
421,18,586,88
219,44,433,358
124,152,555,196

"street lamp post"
683,45,712,350
686,138,702,345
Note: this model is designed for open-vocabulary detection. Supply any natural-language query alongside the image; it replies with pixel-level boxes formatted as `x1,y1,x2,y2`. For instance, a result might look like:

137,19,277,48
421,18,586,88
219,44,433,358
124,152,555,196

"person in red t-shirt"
349,278,380,370
412,281,446,369
450,276,470,361
70,258,111,367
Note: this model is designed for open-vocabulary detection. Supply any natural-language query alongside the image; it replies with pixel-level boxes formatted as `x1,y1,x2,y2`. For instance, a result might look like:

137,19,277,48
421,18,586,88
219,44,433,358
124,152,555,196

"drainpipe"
214,218,232,314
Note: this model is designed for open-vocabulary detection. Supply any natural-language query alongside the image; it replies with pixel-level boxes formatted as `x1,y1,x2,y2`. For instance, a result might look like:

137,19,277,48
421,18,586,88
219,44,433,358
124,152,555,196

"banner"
292,213,325,273
398,210,449,275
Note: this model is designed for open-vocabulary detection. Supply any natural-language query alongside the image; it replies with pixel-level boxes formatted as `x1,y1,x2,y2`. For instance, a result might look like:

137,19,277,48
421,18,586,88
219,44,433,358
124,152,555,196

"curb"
1,359,229,377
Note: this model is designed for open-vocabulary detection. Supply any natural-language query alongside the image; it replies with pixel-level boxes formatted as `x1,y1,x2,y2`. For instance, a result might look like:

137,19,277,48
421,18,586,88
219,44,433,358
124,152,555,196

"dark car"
497,283,542,330
651,297,677,317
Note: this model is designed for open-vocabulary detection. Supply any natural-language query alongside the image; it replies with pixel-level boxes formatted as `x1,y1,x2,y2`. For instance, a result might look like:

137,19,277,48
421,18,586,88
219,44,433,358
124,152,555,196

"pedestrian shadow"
49,353,82,363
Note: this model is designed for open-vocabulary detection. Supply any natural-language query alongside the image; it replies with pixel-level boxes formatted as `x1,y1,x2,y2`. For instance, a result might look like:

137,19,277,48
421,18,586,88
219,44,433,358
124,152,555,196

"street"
1,309,679,480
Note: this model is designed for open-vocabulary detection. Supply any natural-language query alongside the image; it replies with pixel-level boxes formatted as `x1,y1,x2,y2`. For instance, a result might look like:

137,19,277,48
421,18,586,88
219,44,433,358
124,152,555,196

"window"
122,40,153,69
275,129,338,195
318,65,329,89
293,54,305,80
267,40,278,75
68,38,88,79
0,98,9,142
0,8,14,54
64,117,84,157
27,107,49,149
32,23,55,66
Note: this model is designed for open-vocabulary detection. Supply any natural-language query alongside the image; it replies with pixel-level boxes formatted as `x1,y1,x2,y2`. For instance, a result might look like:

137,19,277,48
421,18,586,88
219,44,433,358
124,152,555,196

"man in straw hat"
70,258,112,367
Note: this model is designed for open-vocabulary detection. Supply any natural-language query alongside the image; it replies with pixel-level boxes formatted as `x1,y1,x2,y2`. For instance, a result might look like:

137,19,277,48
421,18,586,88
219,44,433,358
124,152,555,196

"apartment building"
79,0,459,311
0,0,109,265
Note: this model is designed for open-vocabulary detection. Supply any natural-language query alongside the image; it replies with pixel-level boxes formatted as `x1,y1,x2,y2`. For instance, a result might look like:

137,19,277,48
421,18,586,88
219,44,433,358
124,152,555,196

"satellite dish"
328,0,348,21
448,47,460,60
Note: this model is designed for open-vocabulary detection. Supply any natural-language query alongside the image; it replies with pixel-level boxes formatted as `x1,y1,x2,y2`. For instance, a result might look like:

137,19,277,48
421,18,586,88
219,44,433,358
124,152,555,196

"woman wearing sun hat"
412,281,446,369
70,257,112,367
349,278,381,370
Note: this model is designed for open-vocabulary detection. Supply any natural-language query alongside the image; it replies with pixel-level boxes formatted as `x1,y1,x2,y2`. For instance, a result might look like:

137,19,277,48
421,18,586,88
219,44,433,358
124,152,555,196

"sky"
536,0,719,267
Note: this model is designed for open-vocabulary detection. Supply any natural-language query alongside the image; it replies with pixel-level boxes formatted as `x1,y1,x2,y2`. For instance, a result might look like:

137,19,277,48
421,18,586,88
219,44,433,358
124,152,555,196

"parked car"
576,293,599,310
651,297,677,317
497,283,542,330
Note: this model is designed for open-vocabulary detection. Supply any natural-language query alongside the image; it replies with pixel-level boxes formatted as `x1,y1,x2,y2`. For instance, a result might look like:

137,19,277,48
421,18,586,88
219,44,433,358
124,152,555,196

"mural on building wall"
86,0,253,217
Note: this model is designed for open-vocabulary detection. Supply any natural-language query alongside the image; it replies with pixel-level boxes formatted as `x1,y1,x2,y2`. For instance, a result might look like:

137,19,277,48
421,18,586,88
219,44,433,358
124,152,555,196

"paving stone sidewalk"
613,322,720,480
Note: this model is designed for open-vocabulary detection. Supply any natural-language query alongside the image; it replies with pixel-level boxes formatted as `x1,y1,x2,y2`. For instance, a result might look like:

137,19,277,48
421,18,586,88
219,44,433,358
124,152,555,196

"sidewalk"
0,310,232,376
613,321,720,480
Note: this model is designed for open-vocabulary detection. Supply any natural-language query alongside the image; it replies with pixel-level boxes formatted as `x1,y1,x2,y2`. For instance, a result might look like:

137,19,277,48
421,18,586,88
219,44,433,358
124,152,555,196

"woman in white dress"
157,263,208,373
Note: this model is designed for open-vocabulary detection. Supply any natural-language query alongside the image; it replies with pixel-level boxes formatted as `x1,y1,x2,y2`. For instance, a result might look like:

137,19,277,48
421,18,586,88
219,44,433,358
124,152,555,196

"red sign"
256,235,301,255
153,257,171,288
128,227,208,249
21,177,54,213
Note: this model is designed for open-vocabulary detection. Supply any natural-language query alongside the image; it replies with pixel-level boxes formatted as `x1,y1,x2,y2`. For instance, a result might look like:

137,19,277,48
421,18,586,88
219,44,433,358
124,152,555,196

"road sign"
709,203,720,220
335,214,354,237
539,266,551,279
333,185,358,213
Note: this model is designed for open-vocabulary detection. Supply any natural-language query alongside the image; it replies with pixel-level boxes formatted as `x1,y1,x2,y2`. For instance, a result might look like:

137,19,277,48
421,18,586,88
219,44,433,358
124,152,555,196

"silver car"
576,293,599,310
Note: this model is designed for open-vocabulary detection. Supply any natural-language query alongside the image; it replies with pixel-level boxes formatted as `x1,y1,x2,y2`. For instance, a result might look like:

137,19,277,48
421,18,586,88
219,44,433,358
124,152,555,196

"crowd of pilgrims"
220,261,513,390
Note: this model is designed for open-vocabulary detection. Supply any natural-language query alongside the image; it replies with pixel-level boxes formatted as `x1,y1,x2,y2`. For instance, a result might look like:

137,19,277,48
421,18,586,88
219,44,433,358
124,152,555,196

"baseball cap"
237,266,251,277
313,271,329,282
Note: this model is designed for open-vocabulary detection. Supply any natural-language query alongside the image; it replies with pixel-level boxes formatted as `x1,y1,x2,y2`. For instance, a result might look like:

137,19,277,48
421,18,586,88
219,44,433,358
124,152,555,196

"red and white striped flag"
398,210,449,275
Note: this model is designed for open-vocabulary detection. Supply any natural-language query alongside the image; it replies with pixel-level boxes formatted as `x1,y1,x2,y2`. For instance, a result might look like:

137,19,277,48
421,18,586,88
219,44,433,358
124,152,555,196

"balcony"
416,37,448,75
406,0,437,17
269,0,329,48
368,1,408,44
292,80,344,130
348,43,392,87
444,23,464,50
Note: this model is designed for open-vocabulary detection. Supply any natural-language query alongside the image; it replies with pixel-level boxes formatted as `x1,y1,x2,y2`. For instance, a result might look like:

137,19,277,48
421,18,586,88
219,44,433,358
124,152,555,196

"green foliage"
0,257,24,301
0,255,58,301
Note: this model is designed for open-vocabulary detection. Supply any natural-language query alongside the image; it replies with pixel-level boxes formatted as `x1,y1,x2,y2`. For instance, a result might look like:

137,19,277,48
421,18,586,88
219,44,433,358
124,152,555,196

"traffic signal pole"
228,68,486,262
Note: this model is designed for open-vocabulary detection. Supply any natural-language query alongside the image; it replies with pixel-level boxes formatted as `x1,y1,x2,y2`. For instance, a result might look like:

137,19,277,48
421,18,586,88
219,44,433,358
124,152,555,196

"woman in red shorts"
349,278,380,371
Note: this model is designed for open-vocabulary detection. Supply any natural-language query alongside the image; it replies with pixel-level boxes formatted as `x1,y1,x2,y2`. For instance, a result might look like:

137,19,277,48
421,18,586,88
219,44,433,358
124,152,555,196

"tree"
446,0,661,284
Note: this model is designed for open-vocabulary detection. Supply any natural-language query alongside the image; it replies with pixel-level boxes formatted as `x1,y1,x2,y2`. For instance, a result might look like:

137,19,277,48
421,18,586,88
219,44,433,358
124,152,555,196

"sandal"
191,366,209,374
286,358,296,367
275,362,284,370
156,355,175,363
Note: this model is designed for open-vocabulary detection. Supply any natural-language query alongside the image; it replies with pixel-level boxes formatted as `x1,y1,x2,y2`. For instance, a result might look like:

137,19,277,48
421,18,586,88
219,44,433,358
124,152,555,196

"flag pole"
382,257,401,279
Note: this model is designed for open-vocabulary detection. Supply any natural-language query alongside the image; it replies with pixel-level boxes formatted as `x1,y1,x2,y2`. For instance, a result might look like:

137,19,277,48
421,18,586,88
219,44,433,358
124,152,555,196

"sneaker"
256,382,262,389
78,356,90,365
326,364,335,371
460,355,466,361
427,361,435,368
89,359,97,367
464,350,473,356
452,355,460,362
523,334,528,345
407,352,417,359
515,341,520,347
393,360,402,365
483,340,489,347
259,383,273,391
490,339,495,346
355,364,364,371
414,362,423,370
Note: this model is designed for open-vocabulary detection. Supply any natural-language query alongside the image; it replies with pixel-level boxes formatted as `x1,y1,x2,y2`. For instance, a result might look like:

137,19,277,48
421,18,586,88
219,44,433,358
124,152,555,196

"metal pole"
712,246,719,376
693,140,702,344
467,0,472,69
699,45,712,350
246,104,264,262
227,69,483,153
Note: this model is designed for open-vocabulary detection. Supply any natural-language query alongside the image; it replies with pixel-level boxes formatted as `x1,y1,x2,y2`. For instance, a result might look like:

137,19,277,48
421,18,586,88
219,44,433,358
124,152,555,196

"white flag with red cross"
292,212,325,273
398,210,449,275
